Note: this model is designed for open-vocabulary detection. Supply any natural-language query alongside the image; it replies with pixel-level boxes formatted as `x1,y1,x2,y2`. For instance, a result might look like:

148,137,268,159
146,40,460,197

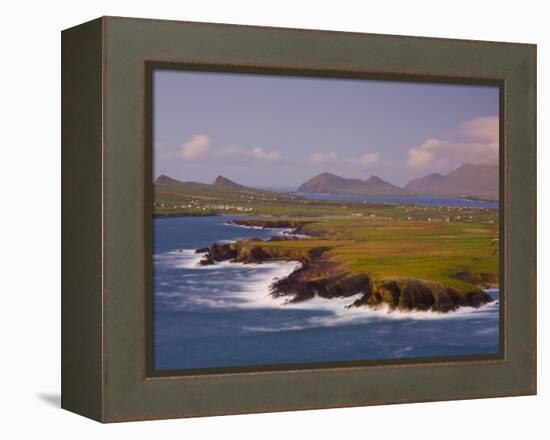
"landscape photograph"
152,69,500,371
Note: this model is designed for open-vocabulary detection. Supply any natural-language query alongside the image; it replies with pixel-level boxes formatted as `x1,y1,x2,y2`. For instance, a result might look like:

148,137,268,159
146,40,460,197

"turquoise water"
153,216,500,371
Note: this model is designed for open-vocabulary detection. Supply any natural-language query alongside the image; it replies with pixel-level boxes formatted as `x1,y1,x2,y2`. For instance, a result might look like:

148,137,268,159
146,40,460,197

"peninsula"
197,216,498,313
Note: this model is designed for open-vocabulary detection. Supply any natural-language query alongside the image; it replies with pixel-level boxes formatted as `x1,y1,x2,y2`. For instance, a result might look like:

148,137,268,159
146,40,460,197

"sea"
153,208,500,371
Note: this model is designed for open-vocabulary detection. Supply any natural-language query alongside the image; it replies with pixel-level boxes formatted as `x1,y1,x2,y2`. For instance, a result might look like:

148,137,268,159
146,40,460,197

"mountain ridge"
154,174,273,195
297,172,406,195
405,164,498,198
156,164,498,199
297,164,497,198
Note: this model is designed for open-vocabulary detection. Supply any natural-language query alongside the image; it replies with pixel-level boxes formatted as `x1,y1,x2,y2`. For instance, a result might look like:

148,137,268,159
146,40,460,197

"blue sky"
153,69,499,188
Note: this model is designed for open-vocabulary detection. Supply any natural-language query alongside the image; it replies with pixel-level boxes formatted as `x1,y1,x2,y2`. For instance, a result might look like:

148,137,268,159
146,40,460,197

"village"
153,192,497,225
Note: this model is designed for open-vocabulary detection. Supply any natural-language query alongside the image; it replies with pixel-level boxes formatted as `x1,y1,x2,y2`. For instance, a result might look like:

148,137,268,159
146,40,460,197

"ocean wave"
393,346,415,357
222,221,263,230
205,260,302,309
222,221,295,237
474,326,499,336
154,248,301,309
242,297,499,332
154,249,205,269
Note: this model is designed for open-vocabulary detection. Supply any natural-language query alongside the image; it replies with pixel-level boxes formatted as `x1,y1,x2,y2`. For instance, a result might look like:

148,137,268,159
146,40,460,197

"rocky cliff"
197,233,493,313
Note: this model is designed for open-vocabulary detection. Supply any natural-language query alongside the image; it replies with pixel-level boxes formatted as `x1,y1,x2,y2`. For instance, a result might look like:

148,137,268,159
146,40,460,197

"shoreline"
197,218,496,314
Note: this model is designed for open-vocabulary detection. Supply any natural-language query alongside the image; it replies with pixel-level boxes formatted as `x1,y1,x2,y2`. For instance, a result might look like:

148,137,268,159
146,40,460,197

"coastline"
152,214,500,369
197,218,496,314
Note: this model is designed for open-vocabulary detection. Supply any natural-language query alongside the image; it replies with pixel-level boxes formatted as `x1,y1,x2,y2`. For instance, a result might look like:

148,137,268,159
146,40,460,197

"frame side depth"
61,18,104,421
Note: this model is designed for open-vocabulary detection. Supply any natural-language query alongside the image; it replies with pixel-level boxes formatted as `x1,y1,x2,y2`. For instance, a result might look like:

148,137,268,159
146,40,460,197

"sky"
153,69,499,188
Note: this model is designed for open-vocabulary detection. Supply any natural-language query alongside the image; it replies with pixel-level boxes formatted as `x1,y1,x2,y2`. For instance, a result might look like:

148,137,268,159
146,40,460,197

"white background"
0,0,546,438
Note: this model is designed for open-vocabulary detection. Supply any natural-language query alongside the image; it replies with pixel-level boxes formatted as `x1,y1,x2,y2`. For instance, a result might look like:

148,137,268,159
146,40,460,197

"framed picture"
62,16,536,422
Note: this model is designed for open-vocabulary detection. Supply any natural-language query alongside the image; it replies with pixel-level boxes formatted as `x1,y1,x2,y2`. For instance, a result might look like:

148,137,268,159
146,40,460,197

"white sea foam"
393,346,414,357
154,249,205,269
222,221,299,238
242,296,499,332
474,327,499,336
222,222,263,230
154,249,300,308
216,260,303,309
286,233,311,239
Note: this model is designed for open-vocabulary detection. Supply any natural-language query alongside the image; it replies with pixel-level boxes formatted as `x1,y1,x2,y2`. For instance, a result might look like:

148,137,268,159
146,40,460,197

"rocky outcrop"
349,278,492,313
272,268,370,303
272,260,492,312
197,238,494,313
198,238,315,266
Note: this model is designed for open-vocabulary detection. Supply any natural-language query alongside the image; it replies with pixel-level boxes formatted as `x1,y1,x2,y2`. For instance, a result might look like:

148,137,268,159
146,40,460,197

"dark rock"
347,278,492,313
376,281,402,309
461,289,493,307
323,274,371,299
198,242,237,265
268,236,292,242
199,255,214,266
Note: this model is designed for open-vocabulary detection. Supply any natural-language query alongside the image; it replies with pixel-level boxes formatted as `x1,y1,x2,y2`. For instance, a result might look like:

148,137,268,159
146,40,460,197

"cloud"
309,152,338,164
181,134,210,159
407,139,440,167
407,116,499,169
461,116,499,143
218,146,281,163
251,147,280,160
359,153,379,167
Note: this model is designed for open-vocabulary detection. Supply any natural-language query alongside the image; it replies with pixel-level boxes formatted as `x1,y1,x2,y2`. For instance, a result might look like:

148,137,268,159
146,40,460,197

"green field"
254,218,499,292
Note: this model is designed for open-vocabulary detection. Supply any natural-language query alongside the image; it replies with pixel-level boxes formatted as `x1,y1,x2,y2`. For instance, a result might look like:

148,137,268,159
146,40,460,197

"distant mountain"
405,164,498,198
297,172,405,195
155,174,185,185
155,174,268,194
212,175,253,191
403,172,445,194
364,176,403,194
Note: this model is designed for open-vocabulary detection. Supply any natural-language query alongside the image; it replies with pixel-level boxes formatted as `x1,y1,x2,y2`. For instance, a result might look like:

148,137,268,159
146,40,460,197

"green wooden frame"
62,16,536,422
